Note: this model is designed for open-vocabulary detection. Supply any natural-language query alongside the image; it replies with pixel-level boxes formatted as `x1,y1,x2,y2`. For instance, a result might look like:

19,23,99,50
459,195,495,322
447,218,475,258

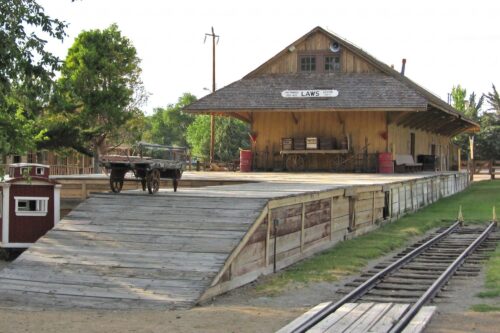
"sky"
38,0,500,114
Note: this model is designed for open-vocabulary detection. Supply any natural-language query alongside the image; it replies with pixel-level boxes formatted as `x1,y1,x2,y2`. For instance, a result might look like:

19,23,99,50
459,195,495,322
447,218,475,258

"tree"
451,85,483,121
0,0,66,160
451,84,499,160
186,115,250,162
143,93,196,147
53,24,147,171
484,84,500,117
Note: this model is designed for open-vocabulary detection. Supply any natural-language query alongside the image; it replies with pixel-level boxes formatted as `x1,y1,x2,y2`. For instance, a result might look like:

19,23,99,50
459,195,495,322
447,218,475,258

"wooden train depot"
0,27,482,314
0,164,61,250
185,26,479,172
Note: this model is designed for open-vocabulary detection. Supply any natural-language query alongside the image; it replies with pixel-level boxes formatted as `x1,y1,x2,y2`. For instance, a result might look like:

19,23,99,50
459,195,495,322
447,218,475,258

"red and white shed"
0,163,61,249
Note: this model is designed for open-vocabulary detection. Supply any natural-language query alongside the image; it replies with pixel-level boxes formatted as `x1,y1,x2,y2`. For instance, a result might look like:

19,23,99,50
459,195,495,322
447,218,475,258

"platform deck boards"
0,189,275,310
277,302,436,333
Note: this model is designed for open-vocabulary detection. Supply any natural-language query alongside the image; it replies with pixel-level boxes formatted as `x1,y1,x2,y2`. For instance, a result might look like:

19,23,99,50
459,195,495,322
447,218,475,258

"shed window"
300,56,316,72
20,167,30,176
325,56,340,72
36,167,44,175
14,197,49,217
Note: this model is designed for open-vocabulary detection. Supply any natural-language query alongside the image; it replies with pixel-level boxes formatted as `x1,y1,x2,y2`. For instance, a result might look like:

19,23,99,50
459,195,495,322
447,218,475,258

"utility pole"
205,27,219,164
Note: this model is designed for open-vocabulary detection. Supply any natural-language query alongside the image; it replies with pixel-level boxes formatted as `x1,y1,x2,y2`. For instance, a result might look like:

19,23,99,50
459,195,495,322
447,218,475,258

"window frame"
299,55,317,72
14,196,49,217
36,167,44,176
298,50,342,73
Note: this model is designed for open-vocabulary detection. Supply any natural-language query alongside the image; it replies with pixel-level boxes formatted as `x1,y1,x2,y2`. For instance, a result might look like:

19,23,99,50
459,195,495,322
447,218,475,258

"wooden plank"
401,306,437,333
323,302,373,332
301,202,305,252
343,303,392,333
268,189,344,209
307,303,359,333
276,302,331,333
368,303,409,332
209,205,268,287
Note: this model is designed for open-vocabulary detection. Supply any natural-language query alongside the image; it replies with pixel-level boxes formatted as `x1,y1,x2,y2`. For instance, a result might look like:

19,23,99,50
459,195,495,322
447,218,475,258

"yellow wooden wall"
388,124,452,170
251,32,380,76
252,111,387,169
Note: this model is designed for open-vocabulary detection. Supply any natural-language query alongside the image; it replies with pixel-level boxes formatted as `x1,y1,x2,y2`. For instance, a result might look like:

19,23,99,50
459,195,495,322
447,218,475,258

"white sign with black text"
281,89,339,98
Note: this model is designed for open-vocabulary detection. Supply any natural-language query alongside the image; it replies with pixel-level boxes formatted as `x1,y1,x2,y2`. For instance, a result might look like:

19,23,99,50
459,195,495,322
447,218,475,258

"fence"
461,160,499,180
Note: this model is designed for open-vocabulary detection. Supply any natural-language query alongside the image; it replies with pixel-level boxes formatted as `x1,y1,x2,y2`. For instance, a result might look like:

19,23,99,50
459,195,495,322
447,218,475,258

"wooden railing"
461,160,499,180
49,165,95,175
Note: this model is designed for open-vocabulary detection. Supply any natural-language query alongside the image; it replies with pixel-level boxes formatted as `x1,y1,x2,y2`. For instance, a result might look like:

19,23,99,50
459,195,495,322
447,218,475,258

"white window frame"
14,196,49,217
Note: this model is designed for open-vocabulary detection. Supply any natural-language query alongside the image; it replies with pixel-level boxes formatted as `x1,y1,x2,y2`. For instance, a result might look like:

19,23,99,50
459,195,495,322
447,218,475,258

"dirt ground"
0,234,498,333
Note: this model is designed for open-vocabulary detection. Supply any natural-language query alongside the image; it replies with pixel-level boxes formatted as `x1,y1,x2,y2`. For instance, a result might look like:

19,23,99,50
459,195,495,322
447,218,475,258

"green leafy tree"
0,0,66,161
451,84,499,160
143,93,196,147
52,24,147,171
186,115,250,162
484,84,500,117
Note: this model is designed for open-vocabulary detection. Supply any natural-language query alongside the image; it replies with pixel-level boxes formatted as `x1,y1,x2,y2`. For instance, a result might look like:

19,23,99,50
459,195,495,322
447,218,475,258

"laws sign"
281,89,339,98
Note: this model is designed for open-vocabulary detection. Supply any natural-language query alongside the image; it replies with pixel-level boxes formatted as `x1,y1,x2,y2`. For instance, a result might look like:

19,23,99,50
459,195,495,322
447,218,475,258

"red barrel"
378,152,394,173
240,150,253,172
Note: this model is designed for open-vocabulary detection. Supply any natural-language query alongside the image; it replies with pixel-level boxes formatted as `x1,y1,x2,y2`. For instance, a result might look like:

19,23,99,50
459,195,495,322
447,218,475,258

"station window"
325,56,341,72
300,56,316,72
14,197,49,216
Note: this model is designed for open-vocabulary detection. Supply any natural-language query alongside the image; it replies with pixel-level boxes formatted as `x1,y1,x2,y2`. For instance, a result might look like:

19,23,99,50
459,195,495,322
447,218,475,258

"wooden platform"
0,172,469,310
277,302,436,333
0,191,270,310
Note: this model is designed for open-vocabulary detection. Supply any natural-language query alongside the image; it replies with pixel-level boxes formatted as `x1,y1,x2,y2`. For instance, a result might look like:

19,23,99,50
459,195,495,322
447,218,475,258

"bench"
395,154,423,172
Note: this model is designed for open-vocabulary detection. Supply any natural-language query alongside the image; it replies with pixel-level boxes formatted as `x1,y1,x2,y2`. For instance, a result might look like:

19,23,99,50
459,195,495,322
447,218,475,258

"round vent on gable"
329,41,340,53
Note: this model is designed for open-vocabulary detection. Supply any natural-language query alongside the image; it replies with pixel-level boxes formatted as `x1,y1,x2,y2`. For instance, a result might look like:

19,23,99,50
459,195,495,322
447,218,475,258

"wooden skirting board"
0,172,469,310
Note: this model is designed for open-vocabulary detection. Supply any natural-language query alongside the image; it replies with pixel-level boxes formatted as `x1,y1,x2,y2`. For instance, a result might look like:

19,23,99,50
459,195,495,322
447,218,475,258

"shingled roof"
185,72,427,111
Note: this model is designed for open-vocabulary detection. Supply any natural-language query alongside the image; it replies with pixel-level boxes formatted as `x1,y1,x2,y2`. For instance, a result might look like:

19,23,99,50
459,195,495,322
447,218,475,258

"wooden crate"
281,138,293,150
306,137,318,150
294,138,305,150
320,137,336,150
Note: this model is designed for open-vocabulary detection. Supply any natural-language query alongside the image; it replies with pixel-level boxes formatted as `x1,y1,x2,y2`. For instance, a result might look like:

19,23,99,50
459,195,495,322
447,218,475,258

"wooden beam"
209,205,268,287
300,203,305,252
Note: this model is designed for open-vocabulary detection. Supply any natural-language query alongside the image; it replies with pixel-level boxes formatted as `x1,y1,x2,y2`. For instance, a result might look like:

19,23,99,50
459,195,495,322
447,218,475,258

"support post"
301,203,305,252
265,208,271,266
205,27,219,164
1,183,10,244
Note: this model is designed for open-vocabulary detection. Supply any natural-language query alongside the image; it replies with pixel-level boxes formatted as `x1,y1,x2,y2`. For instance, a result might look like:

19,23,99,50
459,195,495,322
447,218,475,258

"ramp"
0,191,268,310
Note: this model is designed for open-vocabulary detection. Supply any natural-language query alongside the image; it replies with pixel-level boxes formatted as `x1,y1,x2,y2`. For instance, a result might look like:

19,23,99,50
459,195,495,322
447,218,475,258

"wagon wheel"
141,178,147,191
109,169,124,193
147,169,161,194
285,155,305,171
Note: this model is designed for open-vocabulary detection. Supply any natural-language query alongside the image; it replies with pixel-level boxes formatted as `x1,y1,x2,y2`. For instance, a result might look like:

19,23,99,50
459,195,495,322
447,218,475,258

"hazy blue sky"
39,0,500,114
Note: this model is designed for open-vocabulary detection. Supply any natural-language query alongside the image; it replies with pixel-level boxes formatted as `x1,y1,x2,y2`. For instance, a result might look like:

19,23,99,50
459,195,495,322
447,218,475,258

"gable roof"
187,72,427,111
185,26,479,133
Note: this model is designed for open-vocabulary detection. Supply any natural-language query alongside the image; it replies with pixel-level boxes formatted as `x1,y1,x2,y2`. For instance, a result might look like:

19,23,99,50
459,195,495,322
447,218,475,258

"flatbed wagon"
100,142,186,194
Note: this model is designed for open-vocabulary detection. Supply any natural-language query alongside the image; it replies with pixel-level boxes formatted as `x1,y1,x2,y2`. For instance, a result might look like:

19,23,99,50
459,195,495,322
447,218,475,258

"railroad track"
278,221,499,333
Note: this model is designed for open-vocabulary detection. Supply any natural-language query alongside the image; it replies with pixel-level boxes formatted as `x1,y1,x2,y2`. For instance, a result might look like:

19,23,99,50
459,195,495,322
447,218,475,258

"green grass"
470,304,500,312
256,180,500,295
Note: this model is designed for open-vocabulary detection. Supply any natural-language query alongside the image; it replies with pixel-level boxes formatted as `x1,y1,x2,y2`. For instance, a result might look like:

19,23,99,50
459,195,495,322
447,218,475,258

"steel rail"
389,221,497,333
289,221,461,333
